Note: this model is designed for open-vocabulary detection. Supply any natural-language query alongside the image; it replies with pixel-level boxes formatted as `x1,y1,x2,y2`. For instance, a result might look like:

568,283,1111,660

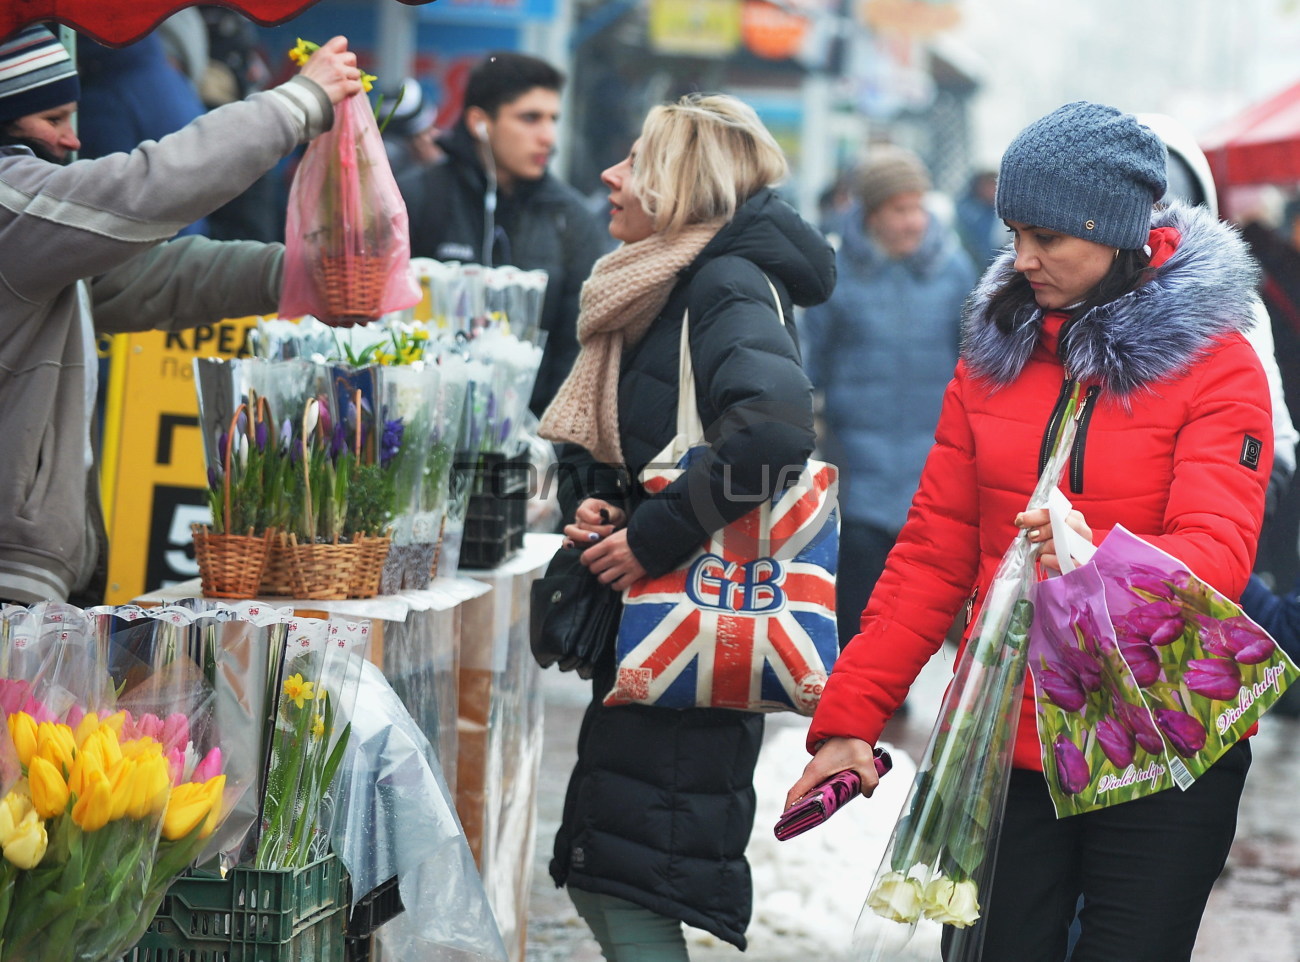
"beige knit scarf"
539,221,721,465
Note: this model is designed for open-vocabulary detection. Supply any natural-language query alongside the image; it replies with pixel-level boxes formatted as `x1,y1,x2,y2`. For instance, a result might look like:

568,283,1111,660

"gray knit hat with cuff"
855,146,931,213
996,101,1167,250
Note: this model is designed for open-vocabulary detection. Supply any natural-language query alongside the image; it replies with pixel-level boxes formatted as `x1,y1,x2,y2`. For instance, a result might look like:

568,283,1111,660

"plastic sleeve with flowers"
378,363,436,547
255,614,370,869
465,327,544,456
853,391,1084,962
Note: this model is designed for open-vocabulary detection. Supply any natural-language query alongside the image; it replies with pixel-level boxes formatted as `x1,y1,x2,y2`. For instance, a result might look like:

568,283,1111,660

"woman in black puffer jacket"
538,93,835,958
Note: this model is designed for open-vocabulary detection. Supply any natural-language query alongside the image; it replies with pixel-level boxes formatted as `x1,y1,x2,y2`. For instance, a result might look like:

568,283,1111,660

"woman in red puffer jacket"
787,101,1271,962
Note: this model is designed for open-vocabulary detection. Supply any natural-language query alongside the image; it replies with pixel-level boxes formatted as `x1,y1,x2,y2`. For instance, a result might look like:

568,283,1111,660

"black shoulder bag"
529,546,622,679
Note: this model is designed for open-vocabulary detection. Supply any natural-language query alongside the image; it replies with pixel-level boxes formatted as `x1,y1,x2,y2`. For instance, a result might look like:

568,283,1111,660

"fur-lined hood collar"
962,202,1260,393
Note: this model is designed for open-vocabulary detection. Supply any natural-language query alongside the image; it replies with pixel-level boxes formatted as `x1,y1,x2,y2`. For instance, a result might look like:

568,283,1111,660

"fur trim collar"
962,202,1260,393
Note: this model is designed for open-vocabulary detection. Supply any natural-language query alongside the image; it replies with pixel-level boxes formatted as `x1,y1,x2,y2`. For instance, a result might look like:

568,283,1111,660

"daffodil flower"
311,713,325,739
361,71,377,93
283,673,316,709
288,37,319,67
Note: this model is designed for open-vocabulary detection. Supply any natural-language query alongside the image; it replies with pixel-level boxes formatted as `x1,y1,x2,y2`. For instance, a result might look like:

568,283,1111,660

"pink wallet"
773,748,893,841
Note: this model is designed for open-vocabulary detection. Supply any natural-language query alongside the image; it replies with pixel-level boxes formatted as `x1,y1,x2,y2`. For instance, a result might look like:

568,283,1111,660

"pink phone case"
774,748,892,841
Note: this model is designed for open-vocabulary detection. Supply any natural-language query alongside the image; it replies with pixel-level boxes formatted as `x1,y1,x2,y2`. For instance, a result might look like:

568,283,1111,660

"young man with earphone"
398,51,609,415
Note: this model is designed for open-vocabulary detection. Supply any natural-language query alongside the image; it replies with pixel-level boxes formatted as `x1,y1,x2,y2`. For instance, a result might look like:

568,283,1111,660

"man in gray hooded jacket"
0,25,362,605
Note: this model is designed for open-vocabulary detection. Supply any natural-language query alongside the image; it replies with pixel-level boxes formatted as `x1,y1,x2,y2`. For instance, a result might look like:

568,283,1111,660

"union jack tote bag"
603,279,840,715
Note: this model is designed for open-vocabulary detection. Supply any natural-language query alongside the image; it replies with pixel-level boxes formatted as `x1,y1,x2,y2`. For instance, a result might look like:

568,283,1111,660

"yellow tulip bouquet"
0,703,225,961
0,601,237,962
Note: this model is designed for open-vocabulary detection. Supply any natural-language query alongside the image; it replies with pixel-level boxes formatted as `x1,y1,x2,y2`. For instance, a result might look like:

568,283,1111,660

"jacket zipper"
1037,377,1075,477
1068,385,1101,493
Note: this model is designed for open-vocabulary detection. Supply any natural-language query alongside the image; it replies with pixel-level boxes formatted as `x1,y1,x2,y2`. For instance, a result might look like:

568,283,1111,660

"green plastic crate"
123,854,347,962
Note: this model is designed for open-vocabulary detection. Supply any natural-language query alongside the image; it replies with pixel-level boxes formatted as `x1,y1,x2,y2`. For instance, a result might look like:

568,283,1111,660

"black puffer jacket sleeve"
625,256,815,575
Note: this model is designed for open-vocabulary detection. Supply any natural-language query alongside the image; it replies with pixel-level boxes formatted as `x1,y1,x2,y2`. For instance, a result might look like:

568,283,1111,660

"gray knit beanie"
996,101,1167,250
855,146,930,213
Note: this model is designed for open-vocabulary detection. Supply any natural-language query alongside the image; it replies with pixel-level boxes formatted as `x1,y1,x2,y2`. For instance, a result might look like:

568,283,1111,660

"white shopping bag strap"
1047,487,1096,573
673,274,786,447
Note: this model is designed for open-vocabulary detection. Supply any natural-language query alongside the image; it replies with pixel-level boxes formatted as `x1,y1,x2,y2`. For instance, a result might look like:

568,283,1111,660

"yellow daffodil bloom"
71,769,114,832
0,789,33,842
283,673,315,710
288,38,319,67
311,714,325,739
8,712,37,767
27,756,69,820
35,721,76,774
2,809,47,869
361,71,377,93
163,774,226,841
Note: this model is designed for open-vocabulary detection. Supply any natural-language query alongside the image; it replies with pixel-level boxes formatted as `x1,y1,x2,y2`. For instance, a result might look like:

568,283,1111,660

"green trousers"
568,887,691,962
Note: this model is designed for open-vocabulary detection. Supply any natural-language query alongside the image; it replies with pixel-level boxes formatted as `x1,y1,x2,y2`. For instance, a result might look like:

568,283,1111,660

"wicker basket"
288,535,362,601
317,253,388,325
349,532,392,599
192,525,271,599
259,530,298,597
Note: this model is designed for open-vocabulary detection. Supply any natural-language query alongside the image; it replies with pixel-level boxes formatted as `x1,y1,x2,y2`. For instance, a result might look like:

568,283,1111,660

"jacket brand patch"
1240,435,1262,470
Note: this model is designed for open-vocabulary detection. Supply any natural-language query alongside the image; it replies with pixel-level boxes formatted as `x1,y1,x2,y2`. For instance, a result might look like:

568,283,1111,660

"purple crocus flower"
380,419,405,467
1096,715,1136,768
235,410,248,437
1201,616,1277,665
216,430,229,469
1038,667,1087,712
1054,734,1091,794
207,466,220,490
255,419,268,452
1155,708,1207,757
1061,647,1103,692
1119,640,1161,687
317,397,333,438
330,419,348,459
280,418,293,452
498,416,513,445
1184,657,1243,701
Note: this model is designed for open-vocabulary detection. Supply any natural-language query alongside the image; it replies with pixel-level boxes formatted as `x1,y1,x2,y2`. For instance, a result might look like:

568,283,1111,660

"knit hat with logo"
0,26,79,128
855,146,931,213
996,101,1167,250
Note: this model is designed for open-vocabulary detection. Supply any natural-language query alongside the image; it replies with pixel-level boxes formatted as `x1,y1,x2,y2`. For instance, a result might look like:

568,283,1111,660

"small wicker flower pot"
349,531,392,599
192,525,271,599
259,530,298,597
318,254,388,325
288,535,362,601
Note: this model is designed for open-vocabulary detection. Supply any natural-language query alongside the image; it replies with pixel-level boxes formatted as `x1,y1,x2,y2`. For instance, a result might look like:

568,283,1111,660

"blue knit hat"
0,26,79,128
996,101,1167,250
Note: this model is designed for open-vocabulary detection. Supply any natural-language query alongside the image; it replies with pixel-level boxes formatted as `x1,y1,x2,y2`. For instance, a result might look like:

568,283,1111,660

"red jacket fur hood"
809,202,1273,770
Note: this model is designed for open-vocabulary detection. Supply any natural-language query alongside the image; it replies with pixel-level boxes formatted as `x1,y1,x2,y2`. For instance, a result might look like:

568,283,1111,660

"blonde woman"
540,93,835,959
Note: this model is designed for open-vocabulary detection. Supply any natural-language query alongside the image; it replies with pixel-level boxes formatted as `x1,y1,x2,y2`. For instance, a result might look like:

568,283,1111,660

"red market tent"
0,0,433,48
1201,79,1300,189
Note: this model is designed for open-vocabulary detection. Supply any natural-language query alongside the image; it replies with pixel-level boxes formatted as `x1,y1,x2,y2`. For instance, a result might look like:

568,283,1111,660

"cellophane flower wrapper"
256,613,370,869
0,609,157,961
464,327,543,456
854,397,1083,962
278,90,421,325
1030,524,1300,816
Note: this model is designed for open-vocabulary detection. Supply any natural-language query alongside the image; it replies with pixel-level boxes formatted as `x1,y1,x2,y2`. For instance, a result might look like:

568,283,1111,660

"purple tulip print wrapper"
1030,525,1299,817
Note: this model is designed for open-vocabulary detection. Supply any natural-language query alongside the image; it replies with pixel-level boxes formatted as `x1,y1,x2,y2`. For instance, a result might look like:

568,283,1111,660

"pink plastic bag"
279,92,422,326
